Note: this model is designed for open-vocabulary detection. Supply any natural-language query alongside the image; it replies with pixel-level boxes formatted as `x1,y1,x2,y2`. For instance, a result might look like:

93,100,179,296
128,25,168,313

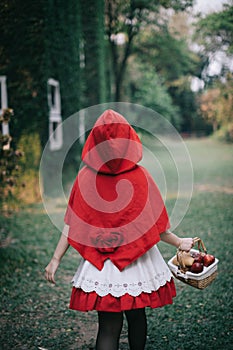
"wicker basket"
168,237,219,289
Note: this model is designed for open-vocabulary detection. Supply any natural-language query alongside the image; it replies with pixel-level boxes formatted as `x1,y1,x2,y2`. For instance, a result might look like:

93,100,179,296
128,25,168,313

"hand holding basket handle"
178,237,194,252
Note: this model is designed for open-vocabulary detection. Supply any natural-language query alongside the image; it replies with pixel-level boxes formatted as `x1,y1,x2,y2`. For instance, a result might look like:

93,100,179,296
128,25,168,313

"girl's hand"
179,238,194,252
45,257,60,284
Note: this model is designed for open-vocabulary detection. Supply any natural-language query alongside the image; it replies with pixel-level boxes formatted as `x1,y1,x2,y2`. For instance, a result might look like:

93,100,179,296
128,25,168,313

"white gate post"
79,109,85,145
0,76,10,150
47,78,63,151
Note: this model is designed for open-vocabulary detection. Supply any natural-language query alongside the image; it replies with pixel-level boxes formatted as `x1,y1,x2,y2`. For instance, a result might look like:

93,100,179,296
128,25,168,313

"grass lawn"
0,137,233,349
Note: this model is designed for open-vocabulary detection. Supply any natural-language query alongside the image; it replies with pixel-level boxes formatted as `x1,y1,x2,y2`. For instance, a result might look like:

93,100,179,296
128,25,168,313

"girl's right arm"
160,230,193,251
45,227,70,284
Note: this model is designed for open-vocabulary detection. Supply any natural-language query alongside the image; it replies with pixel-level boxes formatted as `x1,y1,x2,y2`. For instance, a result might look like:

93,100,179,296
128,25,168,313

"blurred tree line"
0,0,232,202
195,1,233,142
1,0,232,142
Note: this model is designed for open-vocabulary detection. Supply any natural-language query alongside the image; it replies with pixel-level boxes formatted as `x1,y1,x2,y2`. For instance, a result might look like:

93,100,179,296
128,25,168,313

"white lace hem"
73,272,172,297
71,245,173,297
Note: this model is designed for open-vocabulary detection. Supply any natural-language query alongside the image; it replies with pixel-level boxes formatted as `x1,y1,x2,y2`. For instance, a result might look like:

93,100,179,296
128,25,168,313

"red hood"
81,109,142,174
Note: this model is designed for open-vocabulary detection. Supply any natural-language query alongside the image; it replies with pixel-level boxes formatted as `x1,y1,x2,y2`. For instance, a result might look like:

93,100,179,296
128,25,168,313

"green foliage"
15,133,42,203
0,110,42,211
105,0,195,101
159,0,194,11
0,108,23,211
168,78,199,133
193,3,233,138
195,2,233,55
0,0,83,146
138,28,197,81
131,20,199,131
131,64,180,127
199,73,233,140
194,2,233,82
0,0,201,144
3,0,232,209
0,1,48,144
45,0,82,118
81,0,106,106
214,122,233,143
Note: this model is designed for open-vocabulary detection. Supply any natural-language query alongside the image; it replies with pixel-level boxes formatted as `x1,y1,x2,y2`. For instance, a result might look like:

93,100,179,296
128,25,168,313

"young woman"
45,109,193,350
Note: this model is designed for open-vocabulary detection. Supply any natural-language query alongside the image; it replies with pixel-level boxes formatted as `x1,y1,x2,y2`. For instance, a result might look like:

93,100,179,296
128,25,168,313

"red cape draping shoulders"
64,110,170,271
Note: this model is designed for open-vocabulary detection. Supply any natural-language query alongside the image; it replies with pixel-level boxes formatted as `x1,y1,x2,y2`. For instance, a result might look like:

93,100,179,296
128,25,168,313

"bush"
0,108,23,212
15,133,42,203
214,123,233,143
0,110,41,212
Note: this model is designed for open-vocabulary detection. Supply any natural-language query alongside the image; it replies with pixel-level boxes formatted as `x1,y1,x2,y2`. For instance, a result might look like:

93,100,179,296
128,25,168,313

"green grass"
0,137,233,349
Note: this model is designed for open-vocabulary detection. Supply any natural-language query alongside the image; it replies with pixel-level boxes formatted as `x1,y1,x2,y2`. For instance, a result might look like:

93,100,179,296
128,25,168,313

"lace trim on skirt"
70,279,176,312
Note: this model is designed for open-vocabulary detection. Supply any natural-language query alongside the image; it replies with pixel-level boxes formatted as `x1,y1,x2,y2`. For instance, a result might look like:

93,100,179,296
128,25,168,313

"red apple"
203,254,215,267
191,252,205,263
190,262,204,273
194,256,203,263
196,254,204,263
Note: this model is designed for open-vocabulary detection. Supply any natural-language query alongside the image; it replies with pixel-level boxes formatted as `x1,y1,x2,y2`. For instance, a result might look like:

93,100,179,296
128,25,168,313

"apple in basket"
203,254,215,267
191,252,205,264
190,262,204,273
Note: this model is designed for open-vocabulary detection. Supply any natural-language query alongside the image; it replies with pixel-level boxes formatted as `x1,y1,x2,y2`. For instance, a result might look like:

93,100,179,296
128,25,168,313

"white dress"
71,245,173,298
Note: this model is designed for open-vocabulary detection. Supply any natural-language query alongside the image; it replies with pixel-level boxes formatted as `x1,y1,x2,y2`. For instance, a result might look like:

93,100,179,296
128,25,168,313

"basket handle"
176,250,187,271
192,237,207,254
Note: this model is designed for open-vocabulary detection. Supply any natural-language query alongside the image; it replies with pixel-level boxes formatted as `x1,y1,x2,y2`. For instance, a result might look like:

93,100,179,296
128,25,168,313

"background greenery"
0,0,232,143
0,0,232,205
0,137,232,349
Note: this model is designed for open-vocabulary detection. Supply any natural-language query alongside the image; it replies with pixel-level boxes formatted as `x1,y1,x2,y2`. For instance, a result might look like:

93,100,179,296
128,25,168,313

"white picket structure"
47,78,63,151
0,76,10,149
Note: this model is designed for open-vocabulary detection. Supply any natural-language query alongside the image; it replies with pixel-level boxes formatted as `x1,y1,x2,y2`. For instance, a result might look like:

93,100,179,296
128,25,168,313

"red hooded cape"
65,109,170,271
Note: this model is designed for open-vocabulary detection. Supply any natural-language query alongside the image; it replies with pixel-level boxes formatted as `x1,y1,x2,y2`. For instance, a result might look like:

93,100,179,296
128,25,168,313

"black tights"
96,308,147,350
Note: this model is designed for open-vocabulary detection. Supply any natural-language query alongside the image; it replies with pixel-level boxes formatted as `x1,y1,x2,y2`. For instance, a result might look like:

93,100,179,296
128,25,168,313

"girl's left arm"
45,228,70,284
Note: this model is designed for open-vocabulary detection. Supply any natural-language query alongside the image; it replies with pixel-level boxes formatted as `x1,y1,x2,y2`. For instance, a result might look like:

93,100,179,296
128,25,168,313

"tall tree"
130,14,198,131
194,2,233,82
105,0,194,101
131,63,181,127
194,3,233,141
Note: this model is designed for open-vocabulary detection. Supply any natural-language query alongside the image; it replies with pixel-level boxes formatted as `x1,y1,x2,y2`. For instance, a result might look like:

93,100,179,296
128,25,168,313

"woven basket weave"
168,237,218,290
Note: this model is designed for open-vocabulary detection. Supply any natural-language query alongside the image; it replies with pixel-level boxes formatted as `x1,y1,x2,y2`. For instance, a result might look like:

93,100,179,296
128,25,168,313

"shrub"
15,133,41,203
214,123,233,143
0,108,23,212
